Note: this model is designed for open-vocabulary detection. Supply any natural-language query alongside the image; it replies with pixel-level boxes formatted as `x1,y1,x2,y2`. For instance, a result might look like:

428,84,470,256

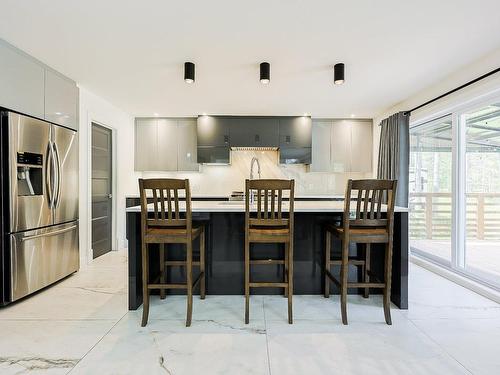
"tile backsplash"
140,150,371,197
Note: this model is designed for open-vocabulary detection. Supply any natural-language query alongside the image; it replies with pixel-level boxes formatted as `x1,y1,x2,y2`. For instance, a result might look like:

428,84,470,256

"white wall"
372,47,500,175
78,87,139,266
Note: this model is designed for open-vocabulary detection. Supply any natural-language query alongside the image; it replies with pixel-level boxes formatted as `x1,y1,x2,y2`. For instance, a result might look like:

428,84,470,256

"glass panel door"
464,102,500,287
409,115,453,265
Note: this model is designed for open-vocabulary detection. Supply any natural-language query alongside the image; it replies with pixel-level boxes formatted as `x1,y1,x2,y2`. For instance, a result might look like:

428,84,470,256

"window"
409,116,453,265
409,98,500,290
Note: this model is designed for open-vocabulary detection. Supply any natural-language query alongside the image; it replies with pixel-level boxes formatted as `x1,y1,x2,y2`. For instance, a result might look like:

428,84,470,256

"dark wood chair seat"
327,224,389,243
324,179,397,325
139,178,205,327
145,224,203,243
245,179,295,324
248,227,291,242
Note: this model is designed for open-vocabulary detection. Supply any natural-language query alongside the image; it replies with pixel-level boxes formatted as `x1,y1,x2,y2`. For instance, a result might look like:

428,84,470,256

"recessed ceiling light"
154,113,159,117
55,112,62,115
184,62,195,83
350,114,355,118
334,63,345,85
260,62,270,84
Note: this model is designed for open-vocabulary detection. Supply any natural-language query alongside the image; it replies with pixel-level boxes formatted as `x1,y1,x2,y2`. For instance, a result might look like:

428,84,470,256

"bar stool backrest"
344,179,398,233
138,178,192,233
245,179,295,229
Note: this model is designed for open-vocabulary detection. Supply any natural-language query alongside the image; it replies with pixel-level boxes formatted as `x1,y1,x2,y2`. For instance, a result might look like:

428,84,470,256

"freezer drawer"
10,221,79,301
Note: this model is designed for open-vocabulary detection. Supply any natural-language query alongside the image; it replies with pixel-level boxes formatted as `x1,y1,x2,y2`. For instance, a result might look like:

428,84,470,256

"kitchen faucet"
249,157,261,203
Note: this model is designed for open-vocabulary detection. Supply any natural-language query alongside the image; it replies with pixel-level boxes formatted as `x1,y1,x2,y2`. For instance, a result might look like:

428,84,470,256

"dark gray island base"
126,203,408,311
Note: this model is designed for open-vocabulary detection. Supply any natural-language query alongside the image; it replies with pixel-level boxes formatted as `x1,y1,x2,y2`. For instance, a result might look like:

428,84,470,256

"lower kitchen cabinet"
135,117,199,171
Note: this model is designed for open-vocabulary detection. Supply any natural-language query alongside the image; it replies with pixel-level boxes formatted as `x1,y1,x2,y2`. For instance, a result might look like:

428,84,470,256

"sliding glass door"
463,102,500,287
409,98,500,290
409,116,453,265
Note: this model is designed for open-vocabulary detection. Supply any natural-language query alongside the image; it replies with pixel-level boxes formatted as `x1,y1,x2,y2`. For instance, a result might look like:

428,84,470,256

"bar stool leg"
245,239,250,324
284,243,289,298
159,244,166,300
340,237,349,325
383,242,393,325
324,230,331,298
287,240,293,324
364,244,371,298
200,227,206,300
141,242,149,327
186,241,193,327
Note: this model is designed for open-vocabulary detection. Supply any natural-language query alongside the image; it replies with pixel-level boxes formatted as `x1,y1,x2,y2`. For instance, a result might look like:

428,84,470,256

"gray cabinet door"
331,120,351,172
197,115,230,146
350,120,373,172
279,117,312,148
157,119,178,171
310,120,332,172
45,69,78,130
135,118,158,170
0,40,45,119
230,117,279,147
177,119,199,171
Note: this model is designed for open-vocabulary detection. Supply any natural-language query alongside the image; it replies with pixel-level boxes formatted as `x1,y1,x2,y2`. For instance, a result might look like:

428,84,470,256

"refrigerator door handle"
53,141,62,208
20,225,77,242
45,142,54,209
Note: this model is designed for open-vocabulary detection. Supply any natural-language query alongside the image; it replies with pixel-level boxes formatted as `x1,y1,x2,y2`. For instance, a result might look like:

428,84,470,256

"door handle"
53,142,62,208
45,142,54,209
21,225,77,242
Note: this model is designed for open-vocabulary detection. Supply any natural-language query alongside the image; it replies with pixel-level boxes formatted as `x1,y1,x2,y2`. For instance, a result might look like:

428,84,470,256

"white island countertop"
126,200,409,213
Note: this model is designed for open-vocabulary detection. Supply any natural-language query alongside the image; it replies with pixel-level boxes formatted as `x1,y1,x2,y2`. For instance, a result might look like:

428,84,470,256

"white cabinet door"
157,118,178,171
350,120,373,172
331,120,352,172
310,120,332,172
45,69,78,130
0,40,45,119
135,118,158,170
177,119,199,171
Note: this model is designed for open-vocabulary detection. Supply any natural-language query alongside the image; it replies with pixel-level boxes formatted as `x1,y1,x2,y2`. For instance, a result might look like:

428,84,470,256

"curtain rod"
402,67,500,116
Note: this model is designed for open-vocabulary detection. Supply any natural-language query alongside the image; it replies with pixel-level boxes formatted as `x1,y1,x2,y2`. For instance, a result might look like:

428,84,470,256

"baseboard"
411,255,500,304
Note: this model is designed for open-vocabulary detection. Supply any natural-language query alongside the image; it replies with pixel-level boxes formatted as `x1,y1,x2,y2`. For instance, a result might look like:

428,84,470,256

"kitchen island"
126,200,409,310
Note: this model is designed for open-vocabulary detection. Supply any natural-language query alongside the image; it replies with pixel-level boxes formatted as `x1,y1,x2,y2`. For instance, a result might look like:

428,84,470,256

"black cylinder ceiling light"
184,62,195,83
260,62,270,84
334,63,345,85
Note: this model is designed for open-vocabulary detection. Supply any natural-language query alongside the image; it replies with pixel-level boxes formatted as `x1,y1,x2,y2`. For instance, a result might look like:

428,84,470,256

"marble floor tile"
0,285,127,321
411,318,500,375
69,314,269,375
0,319,116,375
265,318,470,375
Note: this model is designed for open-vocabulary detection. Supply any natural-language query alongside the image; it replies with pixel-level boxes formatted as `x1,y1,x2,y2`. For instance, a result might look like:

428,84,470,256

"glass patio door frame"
411,90,500,289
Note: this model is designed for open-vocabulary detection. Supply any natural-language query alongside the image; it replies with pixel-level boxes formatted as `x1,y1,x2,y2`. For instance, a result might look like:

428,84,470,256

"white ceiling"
1,0,500,118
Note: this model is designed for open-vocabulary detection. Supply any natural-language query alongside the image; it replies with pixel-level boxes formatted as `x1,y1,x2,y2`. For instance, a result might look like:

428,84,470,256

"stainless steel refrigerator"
0,111,79,304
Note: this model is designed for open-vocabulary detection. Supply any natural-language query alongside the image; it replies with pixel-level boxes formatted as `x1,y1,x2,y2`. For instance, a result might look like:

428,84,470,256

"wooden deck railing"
409,192,500,240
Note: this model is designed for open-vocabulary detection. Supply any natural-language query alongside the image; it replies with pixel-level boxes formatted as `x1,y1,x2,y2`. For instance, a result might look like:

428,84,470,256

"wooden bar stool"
245,179,295,324
324,179,397,325
139,178,205,327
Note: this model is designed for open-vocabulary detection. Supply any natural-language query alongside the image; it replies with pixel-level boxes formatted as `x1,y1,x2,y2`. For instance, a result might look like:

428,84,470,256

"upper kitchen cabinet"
279,117,312,148
310,120,332,172
279,117,312,164
310,119,372,173
330,120,352,172
135,118,199,171
177,119,199,171
135,118,159,170
157,118,178,171
196,116,230,163
229,117,279,147
197,115,230,147
0,40,45,119
44,69,79,130
350,120,372,172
